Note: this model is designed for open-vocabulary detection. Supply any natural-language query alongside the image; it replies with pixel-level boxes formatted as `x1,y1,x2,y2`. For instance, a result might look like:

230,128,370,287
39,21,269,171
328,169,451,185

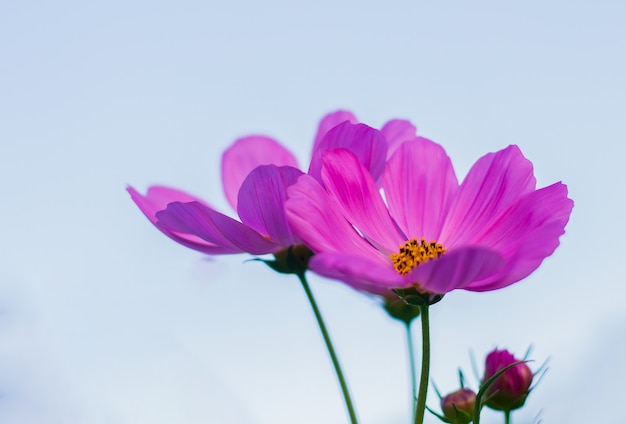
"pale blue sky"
1,0,624,423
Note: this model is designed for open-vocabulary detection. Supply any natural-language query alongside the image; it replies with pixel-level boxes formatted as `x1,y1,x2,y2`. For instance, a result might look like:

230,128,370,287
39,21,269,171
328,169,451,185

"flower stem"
297,273,358,424
504,410,511,424
405,321,417,420
414,305,430,424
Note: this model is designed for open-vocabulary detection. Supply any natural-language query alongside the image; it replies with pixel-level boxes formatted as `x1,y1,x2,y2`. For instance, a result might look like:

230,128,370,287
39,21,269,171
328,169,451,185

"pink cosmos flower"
128,166,303,255
128,111,415,257
286,137,573,296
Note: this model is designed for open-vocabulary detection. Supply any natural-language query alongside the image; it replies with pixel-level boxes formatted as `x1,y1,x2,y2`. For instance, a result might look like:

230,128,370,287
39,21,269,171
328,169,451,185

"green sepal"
249,258,294,275
472,360,529,424
432,381,443,399
426,405,452,423
450,403,473,424
427,404,474,424
393,287,444,306
248,244,313,275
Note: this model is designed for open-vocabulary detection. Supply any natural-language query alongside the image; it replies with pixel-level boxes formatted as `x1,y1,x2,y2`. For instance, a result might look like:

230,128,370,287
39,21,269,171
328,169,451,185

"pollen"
390,238,446,276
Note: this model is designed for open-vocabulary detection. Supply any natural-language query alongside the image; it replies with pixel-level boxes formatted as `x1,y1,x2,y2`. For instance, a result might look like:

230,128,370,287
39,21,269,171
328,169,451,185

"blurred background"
1,0,624,422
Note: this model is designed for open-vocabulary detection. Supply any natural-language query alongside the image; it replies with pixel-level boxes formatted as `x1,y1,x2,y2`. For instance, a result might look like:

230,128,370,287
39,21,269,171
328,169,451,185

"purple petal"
156,202,281,255
311,110,359,156
383,138,458,241
221,136,299,210
407,246,505,294
463,182,573,291
286,174,381,258
380,119,417,158
127,185,212,224
320,149,404,254
236,165,303,247
308,121,388,183
309,253,406,296
440,145,537,247
127,186,238,254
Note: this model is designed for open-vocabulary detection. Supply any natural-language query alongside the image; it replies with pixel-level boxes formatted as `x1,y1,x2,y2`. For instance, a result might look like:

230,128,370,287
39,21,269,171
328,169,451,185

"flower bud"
482,348,533,412
441,388,476,423
382,295,420,324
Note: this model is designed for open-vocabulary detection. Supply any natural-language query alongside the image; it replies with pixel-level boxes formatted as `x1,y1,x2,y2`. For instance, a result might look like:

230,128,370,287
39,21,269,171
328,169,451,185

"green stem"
297,273,358,424
405,322,417,421
504,410,511,424
414,305,430,424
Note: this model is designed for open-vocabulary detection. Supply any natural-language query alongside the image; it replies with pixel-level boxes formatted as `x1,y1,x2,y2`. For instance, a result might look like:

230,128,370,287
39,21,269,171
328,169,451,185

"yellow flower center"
390,238,446,276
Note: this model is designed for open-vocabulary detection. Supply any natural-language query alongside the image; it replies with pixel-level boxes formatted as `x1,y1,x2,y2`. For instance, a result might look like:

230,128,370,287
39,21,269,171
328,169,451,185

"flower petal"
236,165,303,247
308,121,388,183
221,136,299,210
383,138,458,241
127,185,212,224
309,253,406,296
155,201,281,255
463,182,573,291
286,174,381,258
311,110,359,156
407,246,505,294
380,119,417,158
127,186,238,254
320,149,404,253
440,145,537,247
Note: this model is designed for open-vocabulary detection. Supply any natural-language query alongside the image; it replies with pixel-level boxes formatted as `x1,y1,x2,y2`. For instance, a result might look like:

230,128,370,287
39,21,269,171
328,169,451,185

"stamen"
390,238,446,275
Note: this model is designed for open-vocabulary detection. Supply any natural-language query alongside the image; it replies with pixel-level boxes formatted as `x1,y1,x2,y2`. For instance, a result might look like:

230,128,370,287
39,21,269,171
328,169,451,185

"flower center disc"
390,238,446,275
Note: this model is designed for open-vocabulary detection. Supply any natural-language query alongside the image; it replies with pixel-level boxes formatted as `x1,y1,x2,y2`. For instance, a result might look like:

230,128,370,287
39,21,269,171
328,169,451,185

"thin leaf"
473,361,529,424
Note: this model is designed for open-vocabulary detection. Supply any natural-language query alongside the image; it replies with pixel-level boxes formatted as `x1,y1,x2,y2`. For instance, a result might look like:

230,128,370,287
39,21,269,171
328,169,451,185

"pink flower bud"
441,388,476,423
482,348,533,412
